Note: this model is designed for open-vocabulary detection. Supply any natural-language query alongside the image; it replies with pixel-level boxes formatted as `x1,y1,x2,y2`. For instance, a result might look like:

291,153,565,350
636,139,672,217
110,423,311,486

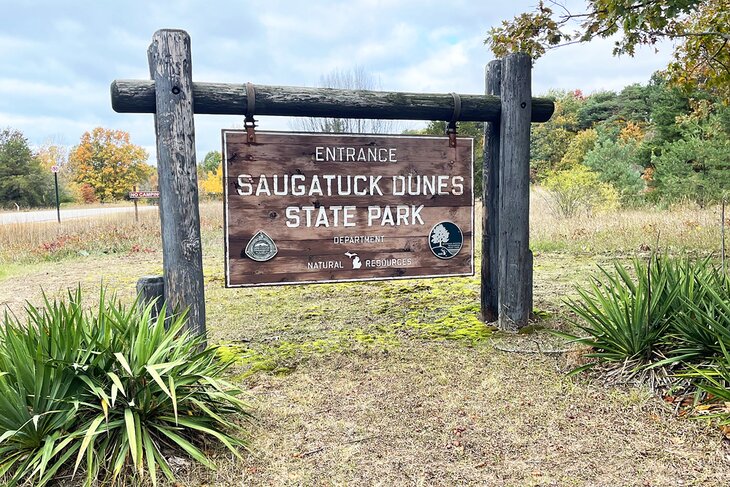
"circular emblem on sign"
244,230,278,262
429,221,463,260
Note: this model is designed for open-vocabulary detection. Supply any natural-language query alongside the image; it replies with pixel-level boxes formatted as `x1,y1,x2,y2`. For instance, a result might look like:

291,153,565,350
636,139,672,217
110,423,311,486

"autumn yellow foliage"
68,127,153,202
199,163,223,197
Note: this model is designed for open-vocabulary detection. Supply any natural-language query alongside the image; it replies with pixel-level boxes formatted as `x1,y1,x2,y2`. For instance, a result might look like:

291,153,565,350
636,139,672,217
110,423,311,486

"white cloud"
389,35,483,93
0,0,684,163
53,18,84,36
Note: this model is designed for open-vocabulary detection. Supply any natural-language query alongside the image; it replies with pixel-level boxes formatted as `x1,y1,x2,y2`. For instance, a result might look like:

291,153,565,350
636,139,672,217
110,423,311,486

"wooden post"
481,60,502,323
498,53,533,331
147,29,206,341
133,185,139,223
136,275,165,323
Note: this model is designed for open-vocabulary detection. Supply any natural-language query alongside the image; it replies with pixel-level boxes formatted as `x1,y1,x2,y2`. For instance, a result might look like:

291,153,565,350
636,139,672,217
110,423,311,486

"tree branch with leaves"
486,0,730,99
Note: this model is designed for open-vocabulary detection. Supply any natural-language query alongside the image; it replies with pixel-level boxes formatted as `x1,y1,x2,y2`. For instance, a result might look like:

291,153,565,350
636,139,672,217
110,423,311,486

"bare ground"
1,250,729,486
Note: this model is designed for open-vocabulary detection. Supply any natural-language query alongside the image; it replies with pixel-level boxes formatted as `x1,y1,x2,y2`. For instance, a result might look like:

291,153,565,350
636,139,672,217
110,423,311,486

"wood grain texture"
497,53,533,331
224,132,473,287
481,60,501,323
136,275,165,324
111,79,555,123
148,29,206,339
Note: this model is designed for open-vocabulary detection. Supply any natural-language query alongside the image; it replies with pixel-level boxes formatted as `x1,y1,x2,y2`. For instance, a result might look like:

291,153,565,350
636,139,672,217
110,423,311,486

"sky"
0,0,676,165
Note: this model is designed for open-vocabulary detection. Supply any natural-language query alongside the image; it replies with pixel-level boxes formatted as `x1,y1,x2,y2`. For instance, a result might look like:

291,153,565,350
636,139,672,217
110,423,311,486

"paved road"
0,206,157,225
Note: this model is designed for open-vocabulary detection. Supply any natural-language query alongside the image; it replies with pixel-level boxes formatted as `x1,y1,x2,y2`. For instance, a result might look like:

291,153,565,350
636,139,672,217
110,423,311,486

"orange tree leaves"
68,128,153,202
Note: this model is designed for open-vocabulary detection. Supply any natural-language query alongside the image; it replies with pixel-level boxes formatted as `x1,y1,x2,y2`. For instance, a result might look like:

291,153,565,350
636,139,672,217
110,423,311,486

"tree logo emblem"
428,221,463,260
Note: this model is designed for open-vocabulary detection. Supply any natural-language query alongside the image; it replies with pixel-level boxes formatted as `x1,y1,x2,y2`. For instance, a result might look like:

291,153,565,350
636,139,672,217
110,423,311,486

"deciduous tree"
199,162,223,198
486,0,730,100
0,129,53,208
291,67,397,134
199,150,221,176
68,128,153,202
37,141,77,203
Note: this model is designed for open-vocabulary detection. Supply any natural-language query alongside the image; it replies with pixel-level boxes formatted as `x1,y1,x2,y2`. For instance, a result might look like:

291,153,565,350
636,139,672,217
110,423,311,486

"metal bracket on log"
244,82,257,143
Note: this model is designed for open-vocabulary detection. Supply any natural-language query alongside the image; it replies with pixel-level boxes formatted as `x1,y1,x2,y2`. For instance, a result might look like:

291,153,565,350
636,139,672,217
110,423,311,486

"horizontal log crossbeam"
111,80,554,123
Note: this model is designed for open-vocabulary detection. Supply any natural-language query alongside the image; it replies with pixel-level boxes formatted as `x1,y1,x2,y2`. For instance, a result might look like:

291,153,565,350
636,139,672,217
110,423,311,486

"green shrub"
652,136,730,206
682,342,730,428
0,289,252,487
583,139,646,203
542,165,619,217
0,297,85,485
663,263,730,364
564,255,730,375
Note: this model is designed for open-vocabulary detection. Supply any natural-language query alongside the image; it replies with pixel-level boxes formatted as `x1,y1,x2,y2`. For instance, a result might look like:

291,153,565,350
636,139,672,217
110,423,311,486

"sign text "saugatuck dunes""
223,132,473,287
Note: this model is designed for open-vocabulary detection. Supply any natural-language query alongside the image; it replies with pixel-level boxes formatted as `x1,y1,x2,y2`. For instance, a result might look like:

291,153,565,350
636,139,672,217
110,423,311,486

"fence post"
498,53,533,331
147,29,206,342
137,275,165,322
481,60,502,323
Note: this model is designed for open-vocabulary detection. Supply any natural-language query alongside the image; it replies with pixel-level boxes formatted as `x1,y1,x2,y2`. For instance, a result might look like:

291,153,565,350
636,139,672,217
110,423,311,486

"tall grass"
1,193,723,266
0,203,223,265
531,187,723,254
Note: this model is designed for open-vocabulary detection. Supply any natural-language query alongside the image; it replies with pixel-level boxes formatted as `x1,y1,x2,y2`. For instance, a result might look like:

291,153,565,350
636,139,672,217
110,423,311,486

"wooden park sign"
223,131,473,287
112,29,554,337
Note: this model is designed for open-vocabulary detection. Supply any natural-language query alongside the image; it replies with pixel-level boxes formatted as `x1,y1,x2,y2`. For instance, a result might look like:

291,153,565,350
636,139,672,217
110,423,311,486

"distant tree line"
0,127,228,209
531,73,729,214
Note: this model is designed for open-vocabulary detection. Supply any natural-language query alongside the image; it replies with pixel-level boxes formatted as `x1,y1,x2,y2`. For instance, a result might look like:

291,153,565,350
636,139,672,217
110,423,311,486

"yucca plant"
664,268,730,364
0,289,253,487
0,291,89,486
560,255,680,373
72,297,253,486
682,341,730,427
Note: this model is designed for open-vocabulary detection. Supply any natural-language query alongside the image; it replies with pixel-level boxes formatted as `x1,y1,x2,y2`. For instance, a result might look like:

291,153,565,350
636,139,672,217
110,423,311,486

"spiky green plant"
665,268,730,364
682,342,730,427
0,292,86,486
0,289,253,487
560,255,681,373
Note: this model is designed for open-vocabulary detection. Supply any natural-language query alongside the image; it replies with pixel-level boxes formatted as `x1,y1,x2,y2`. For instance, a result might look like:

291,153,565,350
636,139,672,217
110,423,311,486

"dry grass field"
0,191,728,486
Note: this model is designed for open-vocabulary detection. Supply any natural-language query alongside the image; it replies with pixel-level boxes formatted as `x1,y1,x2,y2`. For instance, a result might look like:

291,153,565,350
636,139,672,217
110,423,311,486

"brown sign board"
223,131,473,287
129,191,160,199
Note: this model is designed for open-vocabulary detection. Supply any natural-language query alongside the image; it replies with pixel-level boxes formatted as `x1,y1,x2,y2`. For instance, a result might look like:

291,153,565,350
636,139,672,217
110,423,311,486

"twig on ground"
492,342,572,355
295,435,380,458
298,447,325,457
344,435,381,444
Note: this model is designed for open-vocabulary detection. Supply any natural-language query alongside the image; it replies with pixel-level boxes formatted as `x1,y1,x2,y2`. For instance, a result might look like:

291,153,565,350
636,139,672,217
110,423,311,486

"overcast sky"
0,0,675,164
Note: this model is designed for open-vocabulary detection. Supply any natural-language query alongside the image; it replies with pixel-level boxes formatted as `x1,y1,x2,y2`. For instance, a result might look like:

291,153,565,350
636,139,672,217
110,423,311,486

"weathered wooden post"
136,275,165,320
147,29,206,340
481,59,502,322
498,53,533,331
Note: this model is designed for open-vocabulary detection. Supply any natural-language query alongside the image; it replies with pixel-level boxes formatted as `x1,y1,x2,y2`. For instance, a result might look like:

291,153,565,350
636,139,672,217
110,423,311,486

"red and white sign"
129,191,160,199
50,165,59,173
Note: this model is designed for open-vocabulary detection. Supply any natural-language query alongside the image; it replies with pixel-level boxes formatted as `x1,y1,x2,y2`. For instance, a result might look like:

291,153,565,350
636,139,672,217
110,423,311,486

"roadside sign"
223,131,474,287
50,165,59,173
129,191,160,199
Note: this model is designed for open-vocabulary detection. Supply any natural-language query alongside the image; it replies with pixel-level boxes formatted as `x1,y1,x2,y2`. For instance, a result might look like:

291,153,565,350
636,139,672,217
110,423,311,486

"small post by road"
51,165,60,223
133,185,139,223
